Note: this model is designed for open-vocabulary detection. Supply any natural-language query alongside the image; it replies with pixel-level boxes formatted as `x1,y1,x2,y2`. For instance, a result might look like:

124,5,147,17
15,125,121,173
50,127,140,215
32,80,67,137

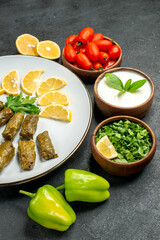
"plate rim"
0,55,92,187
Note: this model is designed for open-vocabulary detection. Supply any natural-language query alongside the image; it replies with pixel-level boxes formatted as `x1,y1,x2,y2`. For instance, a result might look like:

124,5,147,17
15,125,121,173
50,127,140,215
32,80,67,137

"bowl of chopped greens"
94,67,154,119
90,116,156,176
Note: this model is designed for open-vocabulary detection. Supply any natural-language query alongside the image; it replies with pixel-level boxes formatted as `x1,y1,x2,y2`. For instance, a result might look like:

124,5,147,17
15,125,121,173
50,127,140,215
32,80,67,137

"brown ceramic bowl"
90,116,156,176
62,36,122,83
94,67,154,119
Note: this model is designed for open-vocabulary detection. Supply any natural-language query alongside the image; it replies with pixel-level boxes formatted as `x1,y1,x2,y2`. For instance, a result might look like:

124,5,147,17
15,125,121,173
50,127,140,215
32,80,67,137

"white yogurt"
97,70,152,107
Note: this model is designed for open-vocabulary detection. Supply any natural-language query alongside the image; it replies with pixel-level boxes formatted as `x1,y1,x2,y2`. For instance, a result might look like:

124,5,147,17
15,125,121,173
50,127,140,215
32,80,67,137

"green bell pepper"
19,184,76,231
57,169,110,202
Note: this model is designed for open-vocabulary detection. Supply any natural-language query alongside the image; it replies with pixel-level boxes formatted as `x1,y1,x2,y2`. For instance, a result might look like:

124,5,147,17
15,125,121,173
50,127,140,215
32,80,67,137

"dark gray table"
0,1,160,239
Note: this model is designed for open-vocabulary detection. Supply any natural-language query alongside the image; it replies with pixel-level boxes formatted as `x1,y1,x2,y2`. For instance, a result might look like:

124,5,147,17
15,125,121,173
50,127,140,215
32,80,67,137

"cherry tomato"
94,39,113,52
98,52,109,64
86,42,99,62
73,61,79,68
92,33,103,42
103,60,116,69
78,27,94,45
65,34,78,46
108,45,121,60
64,45,76,63
93,62,103,70
73,42,84,52
80,48,86,54
76,53,92,70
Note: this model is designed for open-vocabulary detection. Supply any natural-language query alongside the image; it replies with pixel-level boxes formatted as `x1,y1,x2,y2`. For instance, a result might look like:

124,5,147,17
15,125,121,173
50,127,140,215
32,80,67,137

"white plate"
0,55,92,186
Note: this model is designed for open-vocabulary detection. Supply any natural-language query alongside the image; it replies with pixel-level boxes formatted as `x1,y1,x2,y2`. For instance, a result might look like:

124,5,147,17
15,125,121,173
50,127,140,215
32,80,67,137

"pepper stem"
56,184,65,190
19,190,36,198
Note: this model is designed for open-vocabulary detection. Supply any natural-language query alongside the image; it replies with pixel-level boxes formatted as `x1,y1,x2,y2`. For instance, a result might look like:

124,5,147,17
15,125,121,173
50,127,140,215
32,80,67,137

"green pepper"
57,169,110,202
19,185,76,231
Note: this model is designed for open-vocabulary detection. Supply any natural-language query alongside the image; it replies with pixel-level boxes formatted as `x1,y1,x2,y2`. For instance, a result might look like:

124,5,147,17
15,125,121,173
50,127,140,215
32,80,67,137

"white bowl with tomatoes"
62,27,122,82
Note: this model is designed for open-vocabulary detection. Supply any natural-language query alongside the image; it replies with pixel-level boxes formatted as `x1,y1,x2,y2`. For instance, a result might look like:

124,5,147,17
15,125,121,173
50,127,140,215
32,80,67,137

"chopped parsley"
95,119,152,163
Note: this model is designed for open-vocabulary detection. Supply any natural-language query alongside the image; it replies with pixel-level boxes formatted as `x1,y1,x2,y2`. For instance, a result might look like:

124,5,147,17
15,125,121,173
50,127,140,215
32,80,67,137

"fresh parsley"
95,119,152,163
105,73,147,92
4,92,41,115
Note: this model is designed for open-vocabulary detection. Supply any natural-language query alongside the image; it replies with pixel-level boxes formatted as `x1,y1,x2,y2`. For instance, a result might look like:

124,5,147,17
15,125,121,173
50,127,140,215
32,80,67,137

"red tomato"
76,53,92,70
103,60,116,69
73,61,79,68
65,34,78,46
93,62,103,70
108,45,121,60
64,45,76,63
86,42,99,62
80,48,86,54
92,33,103,42
98,52,109,64
73,42,84,52
78,27,94,45
94,40,113,52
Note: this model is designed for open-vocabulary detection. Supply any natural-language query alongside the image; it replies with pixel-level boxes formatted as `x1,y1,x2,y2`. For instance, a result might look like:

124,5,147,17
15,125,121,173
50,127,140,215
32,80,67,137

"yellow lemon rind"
96,135,118,160
39,104,72,122
0,88,5,95
37,40,61,60
21,69,45,95
2,70,19,96
37,90,70,106
36,77,66,97
16,33,39,56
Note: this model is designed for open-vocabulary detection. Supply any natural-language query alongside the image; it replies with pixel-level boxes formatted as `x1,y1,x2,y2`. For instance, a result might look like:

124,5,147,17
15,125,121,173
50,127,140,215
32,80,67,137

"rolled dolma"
18,140,36,170
0,141,15,171
0,107,13,127
37,131,58,160
0,101,4,111
20,114,39,139
2,112,24,141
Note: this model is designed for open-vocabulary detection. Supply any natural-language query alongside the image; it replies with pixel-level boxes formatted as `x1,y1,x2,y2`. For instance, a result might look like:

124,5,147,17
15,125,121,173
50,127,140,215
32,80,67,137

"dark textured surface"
0,0,160,239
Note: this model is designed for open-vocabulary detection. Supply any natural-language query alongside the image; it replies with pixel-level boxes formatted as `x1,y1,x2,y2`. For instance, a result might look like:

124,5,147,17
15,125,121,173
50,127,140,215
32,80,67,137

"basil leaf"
128,79,147,92
105,73,124,91
124,79,132,91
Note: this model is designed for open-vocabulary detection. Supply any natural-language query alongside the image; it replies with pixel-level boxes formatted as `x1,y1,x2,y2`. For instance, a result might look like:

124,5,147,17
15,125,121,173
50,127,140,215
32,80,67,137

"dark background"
0,0,160,239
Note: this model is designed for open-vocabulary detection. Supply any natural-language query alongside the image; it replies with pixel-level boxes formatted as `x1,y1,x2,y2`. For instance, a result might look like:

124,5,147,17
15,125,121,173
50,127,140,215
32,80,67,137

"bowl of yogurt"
94,67,154,119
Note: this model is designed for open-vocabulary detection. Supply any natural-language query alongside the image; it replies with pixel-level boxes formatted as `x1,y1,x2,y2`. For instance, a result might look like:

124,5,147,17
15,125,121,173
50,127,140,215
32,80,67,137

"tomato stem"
76,41,82,46
98,67,103,70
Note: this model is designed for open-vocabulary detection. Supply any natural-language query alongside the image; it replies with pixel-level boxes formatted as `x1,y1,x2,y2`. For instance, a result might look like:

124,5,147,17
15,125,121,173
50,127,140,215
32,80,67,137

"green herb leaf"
20,95,37,105
104,73,147,93
124,79,132,91
105,73,124,91
5,92,40,115
95,119,152,163
128,79,147,92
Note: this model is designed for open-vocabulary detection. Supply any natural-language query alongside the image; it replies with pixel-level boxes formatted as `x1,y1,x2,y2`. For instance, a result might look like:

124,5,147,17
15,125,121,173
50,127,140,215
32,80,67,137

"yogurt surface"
97,70,152,107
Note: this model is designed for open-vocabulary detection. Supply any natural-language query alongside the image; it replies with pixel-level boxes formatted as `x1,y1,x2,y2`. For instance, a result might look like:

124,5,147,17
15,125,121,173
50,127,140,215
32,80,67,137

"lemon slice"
38,91,70,106
21,69,44,95
39,104,72,122
2,70,19,96
16,33,39,56
0,87,5,95
36,77,66,97
96,135,118,159
37,40,61,60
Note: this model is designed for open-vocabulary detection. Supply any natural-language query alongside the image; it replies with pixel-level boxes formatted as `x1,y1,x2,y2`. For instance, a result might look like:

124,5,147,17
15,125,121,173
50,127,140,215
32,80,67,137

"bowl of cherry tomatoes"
62,27,122,83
